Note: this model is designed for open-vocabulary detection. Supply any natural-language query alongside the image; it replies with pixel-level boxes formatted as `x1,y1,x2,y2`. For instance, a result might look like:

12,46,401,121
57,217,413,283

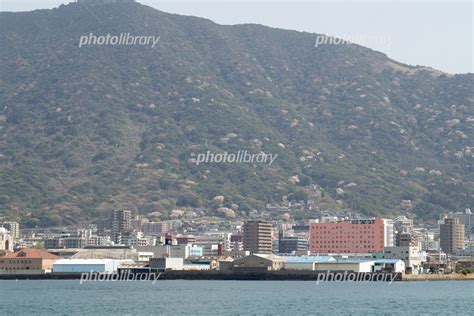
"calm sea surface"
1,280,473,315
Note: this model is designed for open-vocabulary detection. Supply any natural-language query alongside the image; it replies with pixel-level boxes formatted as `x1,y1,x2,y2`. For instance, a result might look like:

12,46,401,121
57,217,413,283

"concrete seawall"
401,273,474,281
0,271,401,281
1,271,473,281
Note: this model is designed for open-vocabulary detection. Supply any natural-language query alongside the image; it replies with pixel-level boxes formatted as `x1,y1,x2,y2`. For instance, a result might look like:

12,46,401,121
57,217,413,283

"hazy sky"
1,0,472,74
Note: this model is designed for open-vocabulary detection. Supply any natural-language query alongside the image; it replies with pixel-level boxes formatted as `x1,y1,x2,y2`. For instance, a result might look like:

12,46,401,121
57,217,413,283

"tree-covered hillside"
0,2,472,227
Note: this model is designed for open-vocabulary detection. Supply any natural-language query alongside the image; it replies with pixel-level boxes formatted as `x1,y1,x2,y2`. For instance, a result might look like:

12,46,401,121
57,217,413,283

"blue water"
1,280,473,315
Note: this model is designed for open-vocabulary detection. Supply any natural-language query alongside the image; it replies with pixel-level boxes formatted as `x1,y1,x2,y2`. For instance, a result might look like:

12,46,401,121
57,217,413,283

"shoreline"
0,271,472,281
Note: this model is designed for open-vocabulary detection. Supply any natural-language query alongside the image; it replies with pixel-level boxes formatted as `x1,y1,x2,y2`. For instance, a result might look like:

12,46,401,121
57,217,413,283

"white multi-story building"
380,246,425,274
382,219,394,247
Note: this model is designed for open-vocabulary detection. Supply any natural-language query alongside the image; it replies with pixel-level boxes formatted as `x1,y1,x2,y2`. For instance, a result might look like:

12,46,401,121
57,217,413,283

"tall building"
243,220,273,254
2,222,20,240
440,218,465,255
111,210,132,244
446,210,473,236
310,218,386,254
382,219,394,247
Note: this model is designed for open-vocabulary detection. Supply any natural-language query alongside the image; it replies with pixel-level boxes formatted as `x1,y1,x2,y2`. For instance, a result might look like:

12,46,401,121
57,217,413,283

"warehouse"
284,256,336,270
53,259,132,273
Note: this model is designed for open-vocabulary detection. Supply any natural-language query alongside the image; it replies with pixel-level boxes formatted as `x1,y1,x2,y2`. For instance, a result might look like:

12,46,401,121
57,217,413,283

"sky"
1,0,472,74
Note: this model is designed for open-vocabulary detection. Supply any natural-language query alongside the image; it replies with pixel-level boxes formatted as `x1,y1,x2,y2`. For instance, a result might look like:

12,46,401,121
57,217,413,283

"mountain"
0,1,473,227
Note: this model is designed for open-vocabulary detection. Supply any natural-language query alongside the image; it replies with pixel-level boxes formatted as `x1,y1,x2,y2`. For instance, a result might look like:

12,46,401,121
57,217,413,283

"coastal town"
1,208,473,281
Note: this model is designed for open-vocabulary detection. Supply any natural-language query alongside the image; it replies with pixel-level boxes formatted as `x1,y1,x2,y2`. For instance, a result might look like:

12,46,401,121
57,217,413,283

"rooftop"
0,248,60,260
283,256,336,263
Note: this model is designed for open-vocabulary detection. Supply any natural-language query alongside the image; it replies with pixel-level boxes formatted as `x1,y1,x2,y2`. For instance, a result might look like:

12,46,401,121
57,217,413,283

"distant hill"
0,1,472,227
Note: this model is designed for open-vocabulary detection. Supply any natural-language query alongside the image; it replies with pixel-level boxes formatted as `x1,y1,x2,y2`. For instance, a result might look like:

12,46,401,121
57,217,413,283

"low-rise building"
149,257,183,271
137,244,203,259
232,254,285,271
283,256,336,270
53,259,132,273
0,248,60,274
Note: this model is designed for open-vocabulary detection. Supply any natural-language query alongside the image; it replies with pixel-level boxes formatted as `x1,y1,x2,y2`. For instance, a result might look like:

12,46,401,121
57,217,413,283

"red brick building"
0,248,60,274
310,218,385,254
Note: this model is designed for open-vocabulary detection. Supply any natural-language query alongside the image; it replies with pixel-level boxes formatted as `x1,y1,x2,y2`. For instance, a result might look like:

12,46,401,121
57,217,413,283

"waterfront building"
440,218,465,255
309,218,386,254
232,254,285,271
149,257,183,271
53,258,132,273
243,221,273,254
0,248,60,274
283,255,336,270
378,246,425,274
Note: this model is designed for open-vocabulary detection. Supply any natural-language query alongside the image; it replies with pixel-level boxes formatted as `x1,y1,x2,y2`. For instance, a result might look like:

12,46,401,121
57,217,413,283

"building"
149,257,183,271
283,256,336,270
137,244,203,259
142,221,172,236
395,231,422,248
382,219,394,247
71,246,138,260
0,248,60,274
111,210,132,244
378,246,425,274
176,235,196,245
393,216,414,234
230,234,243,252
195,233,231,256
184,257,219,271
53,259,131,273
44,234,86,249
310,218,386,254
125,231,152,247
0,228,13,251
278,234,308,255
2,222,20,240
232,254,285,271
312,258,405,273
446,210,473,236
243,221,273,254
440,218,465,255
